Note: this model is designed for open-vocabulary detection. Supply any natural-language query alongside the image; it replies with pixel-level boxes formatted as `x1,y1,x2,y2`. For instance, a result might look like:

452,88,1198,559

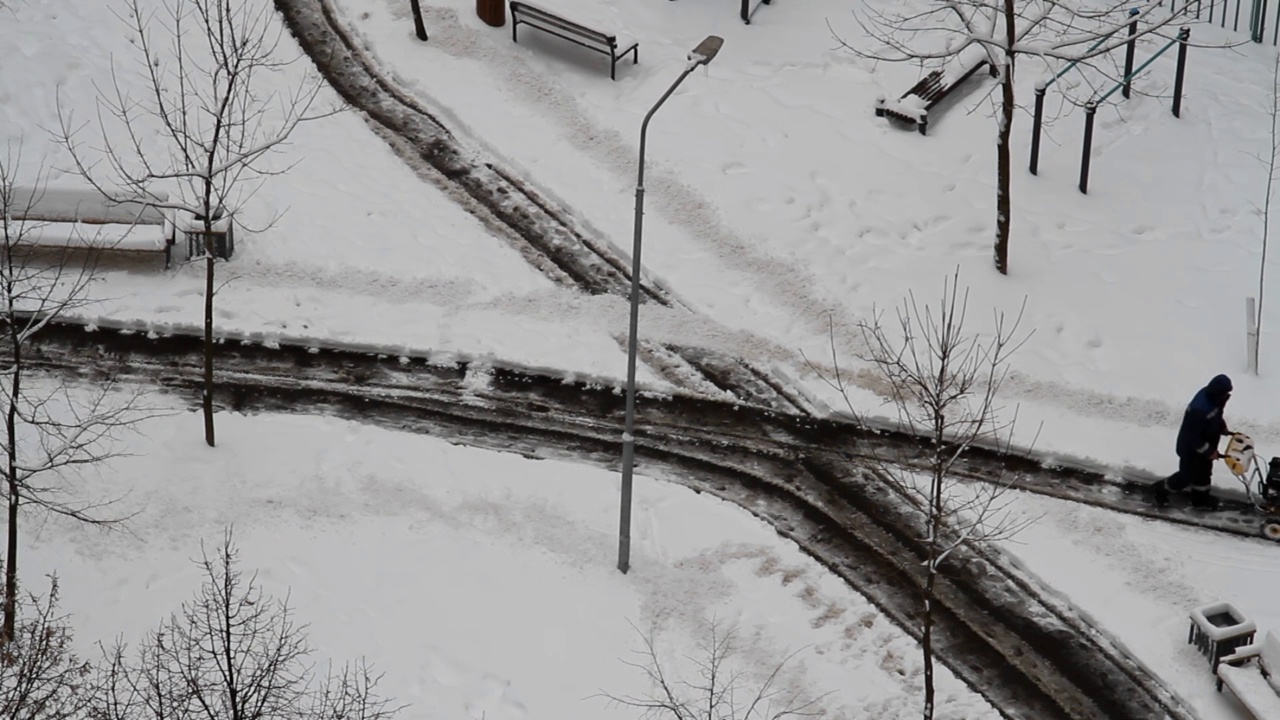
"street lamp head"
688,35,724,66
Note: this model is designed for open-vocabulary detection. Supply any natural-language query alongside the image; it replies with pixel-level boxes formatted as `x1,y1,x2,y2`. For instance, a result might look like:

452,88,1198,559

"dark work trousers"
1166,454,1214,492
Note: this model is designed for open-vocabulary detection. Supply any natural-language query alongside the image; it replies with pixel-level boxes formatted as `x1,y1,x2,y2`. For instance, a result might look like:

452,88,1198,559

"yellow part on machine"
1224,432,1256,477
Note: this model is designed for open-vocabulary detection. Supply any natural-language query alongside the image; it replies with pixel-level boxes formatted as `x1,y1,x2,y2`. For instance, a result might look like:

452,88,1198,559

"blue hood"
1207,374,1233,402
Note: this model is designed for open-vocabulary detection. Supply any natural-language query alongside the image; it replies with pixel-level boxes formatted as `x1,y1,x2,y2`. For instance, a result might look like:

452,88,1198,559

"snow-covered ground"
1000,490,1280,719
331,0,1280,481
8,0,1279,477
27,405,998,720
8,0,1280,716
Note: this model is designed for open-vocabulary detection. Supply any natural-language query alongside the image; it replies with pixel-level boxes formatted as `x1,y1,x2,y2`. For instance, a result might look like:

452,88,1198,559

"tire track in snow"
278,0,1280,529
274,0,813,414
25,321,1197,720
379,3,881,371
344,0,1280,452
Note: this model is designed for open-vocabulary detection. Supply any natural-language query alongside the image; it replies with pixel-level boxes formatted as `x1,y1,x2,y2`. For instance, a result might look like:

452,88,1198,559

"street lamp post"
618,35,725,575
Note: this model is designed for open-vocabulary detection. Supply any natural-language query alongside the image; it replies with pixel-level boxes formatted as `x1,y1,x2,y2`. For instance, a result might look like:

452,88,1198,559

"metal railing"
1173,0,1280,44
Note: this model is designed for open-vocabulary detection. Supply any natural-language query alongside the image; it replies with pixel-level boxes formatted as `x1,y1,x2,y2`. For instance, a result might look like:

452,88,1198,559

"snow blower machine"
1221,432,1280,541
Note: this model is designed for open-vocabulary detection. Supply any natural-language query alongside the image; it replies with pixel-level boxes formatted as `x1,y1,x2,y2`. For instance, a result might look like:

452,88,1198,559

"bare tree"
834,0,1198,275
599,618,830,720
92,527,402,720
56,0,336,447
810,268,1035,719
0,146,148,643
1247,53,1280,374
0,574,93,719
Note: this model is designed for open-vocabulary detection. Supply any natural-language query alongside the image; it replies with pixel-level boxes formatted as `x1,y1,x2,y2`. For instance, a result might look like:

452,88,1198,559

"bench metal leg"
512,19,518,43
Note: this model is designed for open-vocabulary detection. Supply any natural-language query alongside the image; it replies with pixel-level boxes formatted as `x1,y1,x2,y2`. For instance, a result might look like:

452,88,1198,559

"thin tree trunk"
3,481,16,646
921,572,936,720
3,332,20,645
993,6,1017,275
203,250,216,447
921,460,946,720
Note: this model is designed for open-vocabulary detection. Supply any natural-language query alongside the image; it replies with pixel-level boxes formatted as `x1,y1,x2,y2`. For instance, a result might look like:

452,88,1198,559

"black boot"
1151,480,1170,506
1190,490,1220,510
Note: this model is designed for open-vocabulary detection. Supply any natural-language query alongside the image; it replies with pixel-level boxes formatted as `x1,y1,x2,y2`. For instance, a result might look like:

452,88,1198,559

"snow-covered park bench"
4,187,177,269
1215,630,1280,719
875,48,994,136
509,1,638,80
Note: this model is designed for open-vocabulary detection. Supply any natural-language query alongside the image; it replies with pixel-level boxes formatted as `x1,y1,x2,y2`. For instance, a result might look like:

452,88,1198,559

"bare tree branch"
91,527,402,720
830,0,1236,274
0,575,93,720
0,145,162,643
807,267,1039,719
598,618,831,720
55,0,343,449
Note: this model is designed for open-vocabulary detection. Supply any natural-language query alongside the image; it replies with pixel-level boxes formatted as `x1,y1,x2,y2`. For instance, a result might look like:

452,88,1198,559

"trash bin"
477,0,505,27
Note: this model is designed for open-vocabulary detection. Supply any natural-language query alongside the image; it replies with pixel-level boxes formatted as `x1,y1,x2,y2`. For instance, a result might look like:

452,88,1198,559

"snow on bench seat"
876,45,992,134
21,222,171,253
7,186,168,226
1216,629,1280,720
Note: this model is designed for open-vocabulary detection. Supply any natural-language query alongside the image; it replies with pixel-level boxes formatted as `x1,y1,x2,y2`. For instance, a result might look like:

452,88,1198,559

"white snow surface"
7,0,1280,717
27,405,996,720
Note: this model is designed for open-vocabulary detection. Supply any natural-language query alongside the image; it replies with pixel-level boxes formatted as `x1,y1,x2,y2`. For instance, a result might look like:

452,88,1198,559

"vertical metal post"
618,176,643,575
1248,297,1260,374
1173,27,1190,118
1123,8,1139,99
1030,84,1046,175
409,0,429,40
1237,0,1245,31
1121,9,1141,98
619,64,702,575
1080,102,1097,194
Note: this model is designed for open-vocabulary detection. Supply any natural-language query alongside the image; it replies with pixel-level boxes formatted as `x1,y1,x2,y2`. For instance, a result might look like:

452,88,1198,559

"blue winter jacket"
1175,374,1233,459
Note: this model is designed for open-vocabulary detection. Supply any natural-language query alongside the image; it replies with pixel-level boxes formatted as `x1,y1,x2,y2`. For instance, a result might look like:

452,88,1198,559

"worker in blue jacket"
1154,374,1233,510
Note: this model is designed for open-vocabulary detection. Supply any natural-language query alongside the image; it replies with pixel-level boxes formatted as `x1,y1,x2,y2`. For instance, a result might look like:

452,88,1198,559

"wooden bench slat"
1215,629,1280,719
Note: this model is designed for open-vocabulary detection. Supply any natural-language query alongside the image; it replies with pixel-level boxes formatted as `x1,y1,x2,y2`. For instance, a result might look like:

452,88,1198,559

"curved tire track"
25,321,1196,720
